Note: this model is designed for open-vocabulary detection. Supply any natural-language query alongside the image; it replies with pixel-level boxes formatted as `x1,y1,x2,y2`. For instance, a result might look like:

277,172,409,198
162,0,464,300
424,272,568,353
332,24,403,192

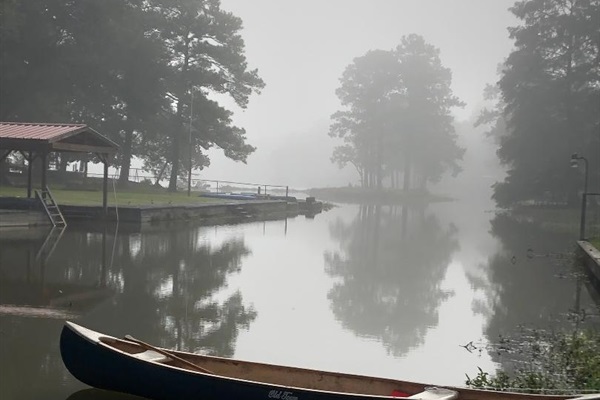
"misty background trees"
329,35,464,191
0,0,264,191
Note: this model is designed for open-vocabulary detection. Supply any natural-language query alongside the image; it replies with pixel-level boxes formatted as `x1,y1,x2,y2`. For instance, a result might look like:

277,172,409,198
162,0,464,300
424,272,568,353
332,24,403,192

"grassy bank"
0,185,225,206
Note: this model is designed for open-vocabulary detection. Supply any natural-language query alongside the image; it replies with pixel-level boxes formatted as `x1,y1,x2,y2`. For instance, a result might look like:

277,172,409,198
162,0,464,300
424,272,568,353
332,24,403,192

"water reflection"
2,203,600,398
466,212,600,372
324,204,459,356
0,227,105,318
476,213,598,327
0,317,72,400
0,223,256,399
66,389,146,400
80,225,257,356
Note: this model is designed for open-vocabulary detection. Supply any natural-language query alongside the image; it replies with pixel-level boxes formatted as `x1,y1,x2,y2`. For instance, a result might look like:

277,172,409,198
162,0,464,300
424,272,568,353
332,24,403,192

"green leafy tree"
494,0,600,207
108,4,170,185
140,95,254,187
149,0,265,191
59,0,169,184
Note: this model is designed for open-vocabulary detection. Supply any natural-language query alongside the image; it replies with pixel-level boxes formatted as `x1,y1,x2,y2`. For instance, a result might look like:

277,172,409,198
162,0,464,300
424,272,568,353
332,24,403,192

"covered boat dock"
0,122,119,217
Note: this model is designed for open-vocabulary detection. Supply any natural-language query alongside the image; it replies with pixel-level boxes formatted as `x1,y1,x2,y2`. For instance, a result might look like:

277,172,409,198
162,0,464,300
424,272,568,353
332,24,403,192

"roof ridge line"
0,122,87,127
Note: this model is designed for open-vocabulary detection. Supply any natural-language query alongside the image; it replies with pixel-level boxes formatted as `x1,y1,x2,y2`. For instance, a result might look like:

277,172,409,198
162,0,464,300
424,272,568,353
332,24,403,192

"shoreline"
0,197,324,228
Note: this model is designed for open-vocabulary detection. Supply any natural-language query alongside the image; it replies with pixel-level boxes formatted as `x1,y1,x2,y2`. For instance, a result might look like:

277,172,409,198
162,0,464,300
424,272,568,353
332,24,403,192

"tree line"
478,0,599,207
0,0,264,191
330,0,599,207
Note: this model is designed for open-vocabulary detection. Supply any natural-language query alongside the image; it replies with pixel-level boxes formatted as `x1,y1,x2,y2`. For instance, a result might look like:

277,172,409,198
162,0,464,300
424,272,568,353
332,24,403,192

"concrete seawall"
0,209,49,227
0,198,322,228
62,200,291,224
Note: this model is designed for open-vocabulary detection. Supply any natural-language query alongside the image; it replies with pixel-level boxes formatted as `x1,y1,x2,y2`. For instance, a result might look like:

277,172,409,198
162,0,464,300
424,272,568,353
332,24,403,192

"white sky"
202,0,518,189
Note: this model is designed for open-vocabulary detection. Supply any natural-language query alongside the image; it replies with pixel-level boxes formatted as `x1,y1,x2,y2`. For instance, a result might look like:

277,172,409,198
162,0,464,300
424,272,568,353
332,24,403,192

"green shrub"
466,329,600,393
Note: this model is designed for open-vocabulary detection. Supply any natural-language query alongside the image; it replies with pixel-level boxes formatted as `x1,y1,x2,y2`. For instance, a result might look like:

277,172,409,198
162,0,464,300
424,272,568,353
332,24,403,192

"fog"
204,0,517,190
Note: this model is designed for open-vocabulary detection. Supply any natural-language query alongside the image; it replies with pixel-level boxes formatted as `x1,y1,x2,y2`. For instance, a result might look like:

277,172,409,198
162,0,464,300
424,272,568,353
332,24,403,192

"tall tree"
394,35,464,190
139,95,255,185
150,0,265,191
494,0,600,206
109,3,170,185
59,0,169,185
0,0,72,121
330,49,401,189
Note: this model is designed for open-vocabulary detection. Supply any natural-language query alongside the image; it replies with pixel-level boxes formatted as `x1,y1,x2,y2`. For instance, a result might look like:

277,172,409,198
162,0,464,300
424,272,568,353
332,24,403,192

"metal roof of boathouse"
0,122,118,154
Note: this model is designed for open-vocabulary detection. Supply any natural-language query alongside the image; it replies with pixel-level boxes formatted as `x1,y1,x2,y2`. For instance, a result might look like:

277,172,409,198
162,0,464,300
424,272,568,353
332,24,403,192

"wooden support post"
102,154,109,218
40,152,48,197
27,152,33,198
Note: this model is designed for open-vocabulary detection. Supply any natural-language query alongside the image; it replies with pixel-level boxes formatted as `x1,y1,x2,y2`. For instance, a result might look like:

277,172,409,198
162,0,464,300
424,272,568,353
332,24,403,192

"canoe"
60,322,598,400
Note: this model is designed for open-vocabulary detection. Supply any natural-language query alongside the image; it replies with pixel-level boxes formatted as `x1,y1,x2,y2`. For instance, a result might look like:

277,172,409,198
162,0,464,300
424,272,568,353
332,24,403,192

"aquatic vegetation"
466,329,600,393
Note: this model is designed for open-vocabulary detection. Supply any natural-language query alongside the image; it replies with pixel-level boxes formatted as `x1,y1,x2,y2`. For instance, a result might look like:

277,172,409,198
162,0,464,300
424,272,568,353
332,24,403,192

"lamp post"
187,91,194,197
571,153,589,240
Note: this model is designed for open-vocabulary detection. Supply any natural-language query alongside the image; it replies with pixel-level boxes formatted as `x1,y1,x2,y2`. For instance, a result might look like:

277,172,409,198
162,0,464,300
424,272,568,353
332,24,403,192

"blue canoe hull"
60,323,408,400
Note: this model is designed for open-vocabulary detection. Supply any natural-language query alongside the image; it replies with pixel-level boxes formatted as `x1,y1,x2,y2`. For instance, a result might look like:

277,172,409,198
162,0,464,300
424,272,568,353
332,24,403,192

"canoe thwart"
132,350,170,363
122,335,214,375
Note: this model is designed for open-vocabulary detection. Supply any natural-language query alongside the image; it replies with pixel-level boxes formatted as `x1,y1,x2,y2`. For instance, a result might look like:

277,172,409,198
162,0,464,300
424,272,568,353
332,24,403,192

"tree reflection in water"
69,225,257,357
324,204,459,356
0,224,257,399
466,212,600,375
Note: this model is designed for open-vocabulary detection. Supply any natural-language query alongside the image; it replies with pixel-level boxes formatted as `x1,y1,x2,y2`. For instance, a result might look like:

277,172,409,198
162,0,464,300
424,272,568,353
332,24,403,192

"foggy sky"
205,0,518,189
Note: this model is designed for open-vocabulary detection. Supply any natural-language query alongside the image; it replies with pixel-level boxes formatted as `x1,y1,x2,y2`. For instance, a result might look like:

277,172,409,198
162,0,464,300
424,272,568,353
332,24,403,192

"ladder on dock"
36,186,67,227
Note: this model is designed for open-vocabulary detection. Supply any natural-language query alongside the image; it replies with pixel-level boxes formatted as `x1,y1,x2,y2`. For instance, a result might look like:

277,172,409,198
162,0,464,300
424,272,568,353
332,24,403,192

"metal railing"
82,168,290,197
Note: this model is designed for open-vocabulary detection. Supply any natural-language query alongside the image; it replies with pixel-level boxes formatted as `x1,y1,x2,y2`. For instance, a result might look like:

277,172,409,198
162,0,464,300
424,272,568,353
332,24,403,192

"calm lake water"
1,198,599,400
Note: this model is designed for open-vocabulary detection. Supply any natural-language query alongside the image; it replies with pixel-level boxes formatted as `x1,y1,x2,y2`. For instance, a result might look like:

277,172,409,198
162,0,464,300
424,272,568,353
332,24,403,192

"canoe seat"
407,387,458,400
133,350,170,363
